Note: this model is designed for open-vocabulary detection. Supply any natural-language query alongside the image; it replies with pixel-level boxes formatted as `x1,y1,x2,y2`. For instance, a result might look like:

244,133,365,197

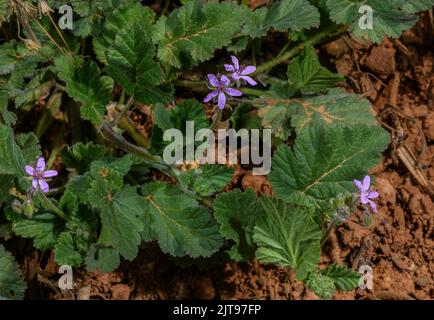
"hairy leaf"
54,232,83,266
253,197,321,279
56,57,113,124
93,2,155,64
287,46,343,94
263,88,376,133
0,245,26,300
0,124,27,176
61,142,105,174
179,165,234,196
305,272,336,299
88,160,143,261
243,0,320,38
142,182,222,257
107,22,173,104
321,264,360,292
325,0,428,43
269,125,389,209
214,189,264,261
7,210,63,251
153,0,243,68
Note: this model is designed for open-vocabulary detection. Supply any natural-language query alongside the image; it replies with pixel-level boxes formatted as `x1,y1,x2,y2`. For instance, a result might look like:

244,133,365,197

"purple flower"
353,175,379,213
25,157,58,193
204,74,242,110
224,55,257,86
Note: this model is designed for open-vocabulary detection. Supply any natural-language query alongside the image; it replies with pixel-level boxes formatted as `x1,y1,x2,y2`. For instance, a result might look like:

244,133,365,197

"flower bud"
38,0,54,16
11,199,23,214
23,198,34,218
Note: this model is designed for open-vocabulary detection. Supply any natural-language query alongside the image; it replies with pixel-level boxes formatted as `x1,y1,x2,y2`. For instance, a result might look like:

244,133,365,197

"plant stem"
253,24,346,75
118,115,150,148
100,121,167,169
39,192,67,220
65,99,82,144
210,108,223,131
320,219,339,247
34,91,62,138
46,125,65,169
113,96,134,127
174,79,208,92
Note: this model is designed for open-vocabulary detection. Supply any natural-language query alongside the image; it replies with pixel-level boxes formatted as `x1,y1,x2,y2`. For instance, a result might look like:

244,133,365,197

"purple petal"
368,200,377,213
241,65,256,75
224,88,243,97
224,64,235,72
220,75,231,86
32,179,39,190
231,55,239,70
353,179,363,191
204,90,218,103
241,75,257,86
232,72,241,81
360,193,369,205
42,170,58,178
217,92,226,110
38,179,49,193
207,74,219,87
25,165,35,176
367,191,379,199
362,175,370,191
36,157,46,172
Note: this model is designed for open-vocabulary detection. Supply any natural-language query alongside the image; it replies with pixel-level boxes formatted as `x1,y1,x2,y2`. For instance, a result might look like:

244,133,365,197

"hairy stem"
39,192,67,220
113,96,134,127
34,91,62,138
253,24,346,75
46,125,65,169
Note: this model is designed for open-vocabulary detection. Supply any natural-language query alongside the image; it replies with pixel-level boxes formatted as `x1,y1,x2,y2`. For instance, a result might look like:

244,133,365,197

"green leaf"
54,232,83,266
214,189,264,261
243,0,320,38
142,182,222,257
0,124,26,176
85,244,120,273
16,133,41,164
400,0,434,13
65,175,91,203
253,197,321,279
305,272,336,299
0,40,22,76
151,99,208,154
287,46,343,94
61,142,105,174
154,0,243,68
263,88,376,132
325,0,422,43
7,210,63,250
0,245,26,300
56,57,113,124
321,264,360,292
107,22,173,105
48,0,127,37
86,156,142,262
179,164,234,196
93,2,155,64
268,125,389,209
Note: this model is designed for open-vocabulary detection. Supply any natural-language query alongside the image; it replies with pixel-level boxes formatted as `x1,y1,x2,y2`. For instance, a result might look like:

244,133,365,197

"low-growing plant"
0,0,432,299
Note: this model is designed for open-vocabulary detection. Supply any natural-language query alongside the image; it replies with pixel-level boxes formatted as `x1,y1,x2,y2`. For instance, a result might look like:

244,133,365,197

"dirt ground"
24,15,434,300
